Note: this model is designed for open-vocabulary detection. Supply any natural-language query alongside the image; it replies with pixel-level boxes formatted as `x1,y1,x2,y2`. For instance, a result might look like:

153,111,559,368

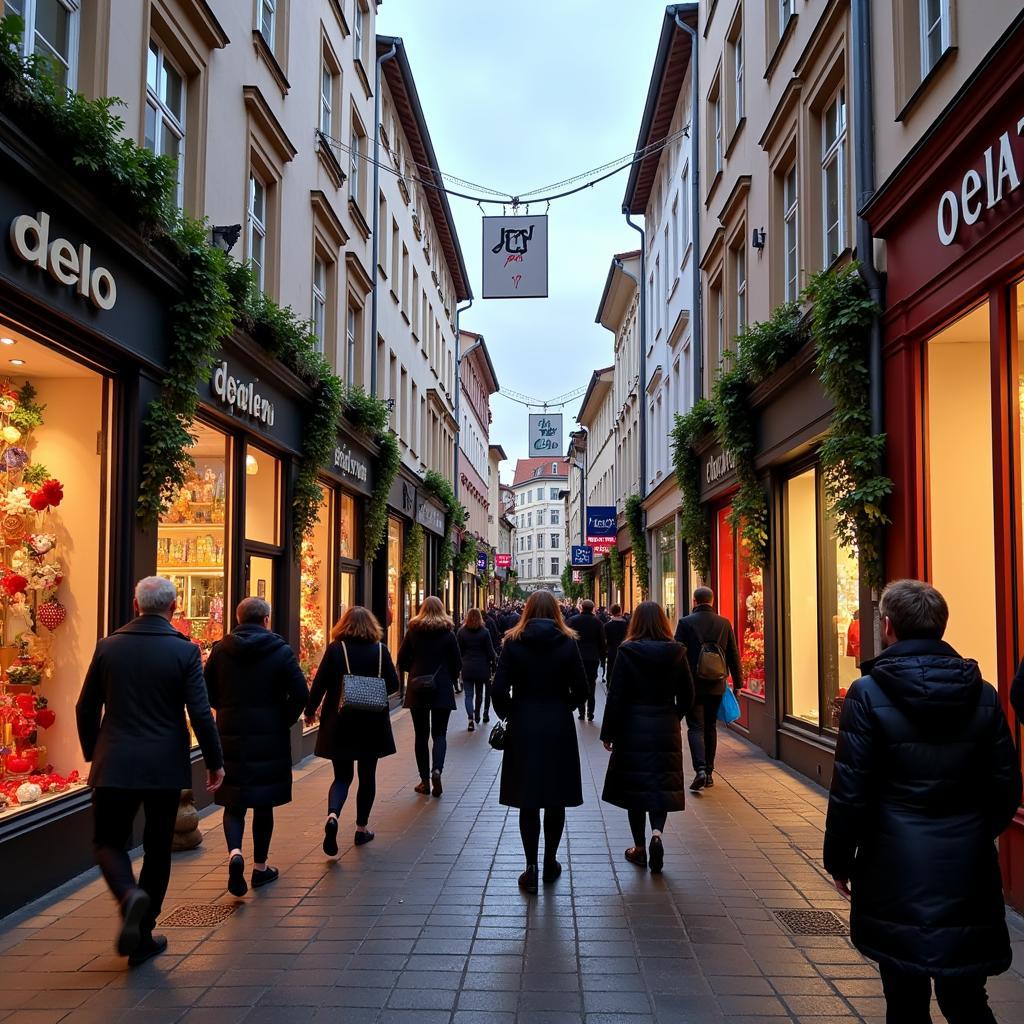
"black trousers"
410,708,451,778
879,964,996,1024
580,659,599,717
222,805,274,863
686,693,723,772
329,757,379,826
518,807,566,866
627,810,668,848
92,787,179,933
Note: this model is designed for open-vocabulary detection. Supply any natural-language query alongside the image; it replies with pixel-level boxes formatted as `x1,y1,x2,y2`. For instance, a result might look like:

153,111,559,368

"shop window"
0,330,107,816
821,87,848,267
715,505,765,697
158,422,228,661
339,492,356,560
926,301,997,684
300,484,331,683
244,446,280,547
6,0,79,89
386,516,402,655
656,521,677,623
145,41,185,210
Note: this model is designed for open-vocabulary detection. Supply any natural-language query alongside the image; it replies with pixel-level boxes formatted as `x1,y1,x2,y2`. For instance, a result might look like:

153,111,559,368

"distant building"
510,457,569,594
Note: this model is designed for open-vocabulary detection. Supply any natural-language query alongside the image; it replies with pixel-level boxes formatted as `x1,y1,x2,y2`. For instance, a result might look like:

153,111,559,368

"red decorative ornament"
14,693,34,715
4,754,30,774
34,708,55,730
30,479,64,510
36,600,66,631
1,572,27,597
12,720,33,739
28,490,48,512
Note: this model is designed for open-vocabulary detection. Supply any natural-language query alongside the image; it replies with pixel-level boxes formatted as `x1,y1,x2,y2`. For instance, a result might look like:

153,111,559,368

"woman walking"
458,607,497,730
491,591,588,894
305,606,400,856
397,596,461,797
600,601,693,874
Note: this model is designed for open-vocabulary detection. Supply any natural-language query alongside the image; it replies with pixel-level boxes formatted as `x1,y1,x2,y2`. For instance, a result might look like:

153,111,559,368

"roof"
489,443,508,461
512,457,570,487
378,37,472,302
595,250,641,327
577,366,615,425
460,330,499,393
623,4,698,215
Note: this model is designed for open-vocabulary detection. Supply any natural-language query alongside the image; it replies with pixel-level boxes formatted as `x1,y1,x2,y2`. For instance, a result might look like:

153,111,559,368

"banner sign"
529,413,562,454
586,506,617,553
571,545,593,566
572,571,582,583
495,553,512,569
482,215,549,298
476,551,488,573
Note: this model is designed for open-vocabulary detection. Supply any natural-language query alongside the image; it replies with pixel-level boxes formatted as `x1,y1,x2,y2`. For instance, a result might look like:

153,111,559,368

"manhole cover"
774,909,848,935
159,904,237,928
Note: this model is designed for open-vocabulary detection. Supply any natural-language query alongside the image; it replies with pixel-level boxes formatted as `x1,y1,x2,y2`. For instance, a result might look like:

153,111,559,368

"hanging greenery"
560,563,586,602
806,263,891,588
365,431,400,563
453,534,477,577
609,544,625,596
343,386,391,436
624,494,649,597
670,398,715,580
501,570,522,601
422,469,464,582
401,522,424,590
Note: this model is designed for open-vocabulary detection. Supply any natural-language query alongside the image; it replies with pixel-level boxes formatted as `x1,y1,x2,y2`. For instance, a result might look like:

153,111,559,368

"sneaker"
431,770,443,798
323,817,339,857
483,712,490,723
689,771,707,792
542,860,562,883
251,866,279,889
128,933,167,967
414,779,431,795
587,714,595,722
227,853,248,897
705,772,715,789
116,889,151,956
468,719,475,732
518,864,538,894
649,836,664,875
354,830,375,846
625,846,648,868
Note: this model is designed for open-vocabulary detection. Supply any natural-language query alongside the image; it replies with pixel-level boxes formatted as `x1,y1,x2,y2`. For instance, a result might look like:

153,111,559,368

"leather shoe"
128,933,167,967
518,864,538,894
649,836,664,874
116,889,150,956
689,771,707,792
354,830,375,846
251,866,279,888
542,860,562,883
227,854,248,897
625,846,648,868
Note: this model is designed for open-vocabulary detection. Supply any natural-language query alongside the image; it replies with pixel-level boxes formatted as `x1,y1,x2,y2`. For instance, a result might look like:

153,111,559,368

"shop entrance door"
244,550,277,625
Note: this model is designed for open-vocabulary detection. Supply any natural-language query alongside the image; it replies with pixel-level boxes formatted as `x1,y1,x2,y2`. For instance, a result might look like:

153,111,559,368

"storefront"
863,23,1024,909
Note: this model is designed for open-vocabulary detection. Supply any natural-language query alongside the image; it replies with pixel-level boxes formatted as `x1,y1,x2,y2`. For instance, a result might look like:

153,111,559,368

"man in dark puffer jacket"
824,579,1021,1024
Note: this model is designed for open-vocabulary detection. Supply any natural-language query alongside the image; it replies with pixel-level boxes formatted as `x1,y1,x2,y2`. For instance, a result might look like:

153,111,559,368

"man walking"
674,587,742,791
603,604,628,683
76,577,224,965
573,599,606,721
825,580,1021,1024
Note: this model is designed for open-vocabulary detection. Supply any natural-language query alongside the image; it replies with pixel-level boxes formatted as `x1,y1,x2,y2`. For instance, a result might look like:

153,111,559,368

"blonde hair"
330,605,383,642
463,607,484,629
408,595,453,631
505,590,576,642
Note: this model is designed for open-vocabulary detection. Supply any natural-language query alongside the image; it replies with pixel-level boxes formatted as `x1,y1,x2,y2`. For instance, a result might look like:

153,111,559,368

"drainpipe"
453,300,474,502
623,213,647,499
851,0,885,659
672,7,703,404
370,41,398,397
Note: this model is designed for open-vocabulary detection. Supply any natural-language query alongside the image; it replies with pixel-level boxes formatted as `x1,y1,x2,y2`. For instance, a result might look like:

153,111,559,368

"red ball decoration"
34,708,55,730
1,573,27,597
36,600,66,631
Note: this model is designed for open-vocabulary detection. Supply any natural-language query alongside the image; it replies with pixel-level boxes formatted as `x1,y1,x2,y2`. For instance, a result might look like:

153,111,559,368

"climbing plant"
453,534,478,577
670,398,716,580
365,431,400,563
401,522,424,590
560,564,586,602
422,470,464,582
609,543,625,596
624,494,649,597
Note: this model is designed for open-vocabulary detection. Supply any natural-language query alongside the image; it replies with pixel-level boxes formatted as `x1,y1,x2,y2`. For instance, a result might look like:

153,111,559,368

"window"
353,0,365,63
780,0,795,35
527,512,532,528
258,0,276,47
319,62,334,137
920,0,949,77
821,87,848,266
707,76,723,177
345,302,359,384
349,120,364,208
551,558,559,576
312,256,326,353
551,462,559,474
733,32,744,126
680,168,690,251
550,487,560,500
537,509,545,526
527,558,533,577
550,534,560,549
538,535,545,550
671,197,680,269
145,42,185,209
709,277,724,369
526,535,532,550
7,0,79,89
551,509,560,525
783,164,799,301
735,246,746,332
247,174,267,291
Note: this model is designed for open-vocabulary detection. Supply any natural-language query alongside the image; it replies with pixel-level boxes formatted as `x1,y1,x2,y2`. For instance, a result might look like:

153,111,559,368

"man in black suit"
572,599,607,721
77,576,224,965
603,604,628,684
674,587,743,791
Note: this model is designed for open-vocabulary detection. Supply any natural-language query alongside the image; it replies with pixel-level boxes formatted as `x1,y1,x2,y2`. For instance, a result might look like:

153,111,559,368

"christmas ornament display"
299,536,326,681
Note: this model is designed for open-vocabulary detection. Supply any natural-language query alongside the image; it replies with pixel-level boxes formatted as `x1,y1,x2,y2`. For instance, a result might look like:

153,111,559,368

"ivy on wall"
624,494,649,597
365,431,400,563
560,563,586,602
452,534,477,577
422,470,465,584
401,522,424,590
609,544,625,596
670,398,716,580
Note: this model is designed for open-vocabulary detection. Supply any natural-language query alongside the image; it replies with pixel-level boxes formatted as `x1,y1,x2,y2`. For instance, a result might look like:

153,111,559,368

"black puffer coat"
573,611,607,664
600,639,693,812
491,619,588,809
457,625,496,682
824,639,1022,978
398,625,461,710
305,637,400,760
204,625,308,807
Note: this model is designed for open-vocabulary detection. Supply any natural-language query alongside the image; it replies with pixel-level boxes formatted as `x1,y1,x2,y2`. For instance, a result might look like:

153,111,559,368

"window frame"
783,163,799,302
247,172,268,292
735,244,747,334
9,0,80,90
311,254,327,354
821,86,848,267
919,0,949,78
145,40,186,211
258,0,276,49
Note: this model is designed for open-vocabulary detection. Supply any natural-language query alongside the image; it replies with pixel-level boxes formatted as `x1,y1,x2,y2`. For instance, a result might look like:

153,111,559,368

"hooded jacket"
491,618,588,809
204,624,309,807
824,639,1022,978
600,639,693,813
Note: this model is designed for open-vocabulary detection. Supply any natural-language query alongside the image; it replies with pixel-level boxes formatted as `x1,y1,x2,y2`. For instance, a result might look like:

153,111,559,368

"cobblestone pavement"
2,686,1023,1024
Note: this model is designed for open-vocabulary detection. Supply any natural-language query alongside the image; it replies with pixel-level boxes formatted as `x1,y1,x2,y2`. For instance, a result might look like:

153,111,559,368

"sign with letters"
529,413,562,453
585,506,617,553
495,553,512,569
477,551,488,573
572,570,582,583
482,215,549,298
211,361,275,427
571,545,593,566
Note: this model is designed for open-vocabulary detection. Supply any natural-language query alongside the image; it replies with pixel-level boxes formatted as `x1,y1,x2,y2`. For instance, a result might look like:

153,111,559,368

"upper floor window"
7,0,79,89
920,0,949,77
145,42,185,209
783,165,799,301
780,0,795,33
551,509,560,525
349,122,363,207
551,463,559,475
247,174,268,291
735,246,747,332
353,0,365,61
537,509,545,526
821,87,848,266
312,256,326,354
550,534,560,550
713,93,722,173
320,64,333,137
258,0,276,48
733,32,744,125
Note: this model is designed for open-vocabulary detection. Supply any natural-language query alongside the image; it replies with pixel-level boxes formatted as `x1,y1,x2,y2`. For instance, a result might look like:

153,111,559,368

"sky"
376,1,670,482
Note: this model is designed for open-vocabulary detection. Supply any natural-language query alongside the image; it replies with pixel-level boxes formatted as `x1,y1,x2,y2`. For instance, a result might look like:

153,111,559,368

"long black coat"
674,605,743,696
824,639,1022,978
604,618,628,680
76,615,223,789
398,625,461,710
491,619,588,809
573,611,607,664
1010,657,1024,722
457,625,496,682
600,640,693,813
305,637,400,761
205,625,308,807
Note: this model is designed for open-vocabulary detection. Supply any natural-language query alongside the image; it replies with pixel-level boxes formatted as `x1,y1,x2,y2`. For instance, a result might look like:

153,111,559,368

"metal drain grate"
159,904,237,928
774,909,849,936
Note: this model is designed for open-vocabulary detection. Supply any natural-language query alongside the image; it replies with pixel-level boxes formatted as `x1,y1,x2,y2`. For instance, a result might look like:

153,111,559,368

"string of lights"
497,385,589,410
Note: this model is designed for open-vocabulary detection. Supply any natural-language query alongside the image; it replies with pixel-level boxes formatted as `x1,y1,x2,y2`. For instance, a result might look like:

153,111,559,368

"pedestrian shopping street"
2,695,1022,1024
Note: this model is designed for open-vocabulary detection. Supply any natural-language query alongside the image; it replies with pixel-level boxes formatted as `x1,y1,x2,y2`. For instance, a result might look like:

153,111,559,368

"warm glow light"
9,359,24,366
245,454,259,476
0,338,15,346
2,425,21,443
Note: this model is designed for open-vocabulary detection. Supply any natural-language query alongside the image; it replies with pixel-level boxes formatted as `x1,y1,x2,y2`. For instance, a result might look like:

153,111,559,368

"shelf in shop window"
158,522,226,531
157,565,225,572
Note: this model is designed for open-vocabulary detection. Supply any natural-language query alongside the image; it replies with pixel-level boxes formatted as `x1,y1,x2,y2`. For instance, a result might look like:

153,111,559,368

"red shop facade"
863,21,1024,910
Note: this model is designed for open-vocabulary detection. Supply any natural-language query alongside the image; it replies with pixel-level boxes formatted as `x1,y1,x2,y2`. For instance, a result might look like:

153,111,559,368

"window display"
339,492,356,559
655,521,677,622
300,484,332,682
386,516,402,656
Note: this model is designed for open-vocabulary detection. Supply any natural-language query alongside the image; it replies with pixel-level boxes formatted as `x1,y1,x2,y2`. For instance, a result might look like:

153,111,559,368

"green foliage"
670,398,715,579
22,463,48,486
734,301,806,385
806,263,891,588
560,563,586,602
9,382,44,433
453,534,477,577
401,523,424,590
501,570,523,601
366,432,400,562
422,470,465,583
343,387,390,436
624,494,649,597
609,544,625,595
293,370,343,555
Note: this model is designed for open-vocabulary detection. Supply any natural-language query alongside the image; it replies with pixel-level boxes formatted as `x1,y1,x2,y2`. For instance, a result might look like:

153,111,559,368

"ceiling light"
9,359,25,366
245,453,259,475
0,338,15,346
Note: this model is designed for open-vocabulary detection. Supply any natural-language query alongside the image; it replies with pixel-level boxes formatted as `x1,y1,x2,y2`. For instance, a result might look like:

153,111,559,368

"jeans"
579,659,599,717
92,787,179,933
518,807,566,866
879,964,996,1024
463,676,491,718
329,758,379,826
222,805,274,863
686,693,724,772
410,708,452,778
627,810,668,848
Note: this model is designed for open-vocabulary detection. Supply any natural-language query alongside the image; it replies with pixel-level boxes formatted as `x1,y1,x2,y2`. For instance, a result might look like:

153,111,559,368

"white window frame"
9,0,80,90
713,96,722,172
551,558,559,577
247,173,268,292
680,167,690,251
349,124,363,207
919,0,949,78
353,0,365,62
734,33,744,125
346,304,358,384
145,41,186,210
821,87,847,267
319,62,333,137
312,255,327,354
783,164,799,302
780,0,795,35
735,246,746,333
258,0,276,49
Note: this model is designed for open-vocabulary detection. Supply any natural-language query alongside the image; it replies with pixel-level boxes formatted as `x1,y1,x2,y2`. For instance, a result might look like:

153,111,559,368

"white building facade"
511,457,569,595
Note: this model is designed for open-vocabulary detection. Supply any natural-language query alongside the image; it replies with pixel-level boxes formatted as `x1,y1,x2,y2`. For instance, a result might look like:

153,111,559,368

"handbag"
409,666,443,698
339,642,388,713
488,719,507,750
717,684,741,724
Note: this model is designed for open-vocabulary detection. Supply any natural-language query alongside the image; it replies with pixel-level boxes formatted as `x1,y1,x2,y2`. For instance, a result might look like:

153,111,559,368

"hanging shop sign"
211,361,275,427
572,570,582,583
482,215,549,299
9,211,117,310
476,551,488,573
415,495,446,536
585,506,617,553
529,413,562,453
571,545,593,566
495,553,512,569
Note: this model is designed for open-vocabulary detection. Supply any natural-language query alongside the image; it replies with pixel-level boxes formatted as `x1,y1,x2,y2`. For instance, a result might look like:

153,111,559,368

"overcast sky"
376,1,668,482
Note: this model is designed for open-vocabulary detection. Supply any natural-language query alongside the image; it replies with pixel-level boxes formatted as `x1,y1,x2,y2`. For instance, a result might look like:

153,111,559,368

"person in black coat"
674,587,743,791
485,607,502,652
204,597,308,896
601,602,693,874
824,580,1022,1024
457,607,497,730
1010,658,1024,723
491,591,588,894
76,576,224,966
573,599,607,721
305,605,400,856
397,596,461,797
603,605,628,685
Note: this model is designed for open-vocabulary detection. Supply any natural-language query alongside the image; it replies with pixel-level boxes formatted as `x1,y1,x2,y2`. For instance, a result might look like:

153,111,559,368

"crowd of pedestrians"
74,573,1023,1024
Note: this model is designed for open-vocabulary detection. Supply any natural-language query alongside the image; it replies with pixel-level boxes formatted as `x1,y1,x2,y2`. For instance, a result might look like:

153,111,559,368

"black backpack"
695,623,729,682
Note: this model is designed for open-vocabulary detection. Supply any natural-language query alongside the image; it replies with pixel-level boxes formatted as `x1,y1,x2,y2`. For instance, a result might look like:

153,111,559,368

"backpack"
695,623,729,682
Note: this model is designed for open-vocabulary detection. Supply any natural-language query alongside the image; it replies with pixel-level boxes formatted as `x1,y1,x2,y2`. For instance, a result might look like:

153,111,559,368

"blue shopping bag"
717,685,741,724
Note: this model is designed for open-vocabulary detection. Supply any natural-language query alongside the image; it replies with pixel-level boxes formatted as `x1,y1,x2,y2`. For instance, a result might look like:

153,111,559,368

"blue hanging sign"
571,545,593,566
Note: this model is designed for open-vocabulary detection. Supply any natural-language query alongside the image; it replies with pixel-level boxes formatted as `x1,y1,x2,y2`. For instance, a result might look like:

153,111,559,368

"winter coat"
491,618,588,809
824,639,1022,978
457,625,496,682
600,640,693,813
485,614,501,651
398,625,461,710
305,637,400,761
1010,657,1024,722
674,605,743,697
76,615,223,789
204,624,308,807
501,610,520,634
604,618,628,679
573,611,607,664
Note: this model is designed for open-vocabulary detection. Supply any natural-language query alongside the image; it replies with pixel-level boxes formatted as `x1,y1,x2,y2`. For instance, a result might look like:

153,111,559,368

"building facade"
511,456,568,594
